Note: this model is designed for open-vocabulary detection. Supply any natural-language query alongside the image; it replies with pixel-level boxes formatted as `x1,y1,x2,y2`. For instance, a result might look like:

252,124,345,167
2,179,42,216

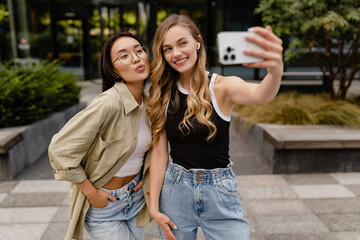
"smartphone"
217,31,264,65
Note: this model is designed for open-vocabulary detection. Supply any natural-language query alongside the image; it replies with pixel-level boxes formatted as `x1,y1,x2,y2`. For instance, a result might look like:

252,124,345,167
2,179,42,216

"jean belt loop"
176,171,182,183
109,189,114,197
210,172,215,186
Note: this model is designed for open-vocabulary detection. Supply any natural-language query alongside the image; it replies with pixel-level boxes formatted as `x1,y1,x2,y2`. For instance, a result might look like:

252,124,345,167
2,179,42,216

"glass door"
54,19,83,78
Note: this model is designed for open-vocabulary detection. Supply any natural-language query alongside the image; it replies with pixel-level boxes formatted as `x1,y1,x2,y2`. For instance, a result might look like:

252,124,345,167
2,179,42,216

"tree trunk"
338,77,347,100
328,74,336,99
337,68,347,100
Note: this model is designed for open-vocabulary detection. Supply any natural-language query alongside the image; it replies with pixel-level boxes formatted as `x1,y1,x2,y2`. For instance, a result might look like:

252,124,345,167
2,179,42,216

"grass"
233,91,360,127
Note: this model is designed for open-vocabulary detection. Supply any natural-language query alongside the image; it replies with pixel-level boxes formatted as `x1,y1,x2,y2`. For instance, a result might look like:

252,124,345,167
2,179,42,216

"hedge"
0,60,81,127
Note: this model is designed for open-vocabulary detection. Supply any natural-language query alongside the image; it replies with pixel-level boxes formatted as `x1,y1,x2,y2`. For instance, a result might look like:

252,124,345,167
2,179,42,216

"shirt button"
146,192,150,196
197,178,201,182
196,172,200,176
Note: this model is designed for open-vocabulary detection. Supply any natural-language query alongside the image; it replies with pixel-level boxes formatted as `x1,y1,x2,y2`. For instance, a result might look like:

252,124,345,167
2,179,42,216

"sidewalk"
1,173,360,239
0,80,359,240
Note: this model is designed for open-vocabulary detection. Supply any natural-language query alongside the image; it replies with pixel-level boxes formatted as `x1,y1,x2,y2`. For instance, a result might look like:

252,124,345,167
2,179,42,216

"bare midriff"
102,174,138,190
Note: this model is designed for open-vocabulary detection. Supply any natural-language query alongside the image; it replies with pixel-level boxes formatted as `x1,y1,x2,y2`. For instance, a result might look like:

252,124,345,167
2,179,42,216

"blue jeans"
85,173,145,240
159,160,250,240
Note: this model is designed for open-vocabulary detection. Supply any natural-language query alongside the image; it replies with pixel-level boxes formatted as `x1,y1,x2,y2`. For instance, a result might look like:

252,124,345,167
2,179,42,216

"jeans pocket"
132,188,144,201
162,171,175,190
132,188,143,195
218,176,238,196
91,199,112,210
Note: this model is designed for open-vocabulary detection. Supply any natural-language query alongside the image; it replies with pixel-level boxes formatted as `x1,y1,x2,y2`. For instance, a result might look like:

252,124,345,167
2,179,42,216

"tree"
255,0,360,100
0,5,9,61
0,5,8,24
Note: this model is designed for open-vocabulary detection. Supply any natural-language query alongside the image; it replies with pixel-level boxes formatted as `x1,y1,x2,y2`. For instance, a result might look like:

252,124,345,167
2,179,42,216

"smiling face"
111,37,150,84
162,25,199,77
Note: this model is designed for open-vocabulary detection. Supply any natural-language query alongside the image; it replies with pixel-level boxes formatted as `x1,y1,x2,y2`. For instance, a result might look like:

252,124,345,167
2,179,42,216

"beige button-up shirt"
48,82,152,240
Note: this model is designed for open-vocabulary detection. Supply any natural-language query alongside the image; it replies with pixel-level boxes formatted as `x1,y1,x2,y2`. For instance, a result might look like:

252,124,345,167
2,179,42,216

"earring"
197,42,200,52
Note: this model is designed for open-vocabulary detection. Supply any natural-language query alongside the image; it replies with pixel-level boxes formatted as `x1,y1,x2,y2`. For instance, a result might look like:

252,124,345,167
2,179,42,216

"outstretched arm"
149,130,178,240
215,26,283,108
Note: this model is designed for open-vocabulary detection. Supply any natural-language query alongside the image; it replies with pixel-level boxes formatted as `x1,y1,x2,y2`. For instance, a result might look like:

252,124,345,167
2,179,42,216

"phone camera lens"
224,55,229,61
231,55,236,60
226,47,232,53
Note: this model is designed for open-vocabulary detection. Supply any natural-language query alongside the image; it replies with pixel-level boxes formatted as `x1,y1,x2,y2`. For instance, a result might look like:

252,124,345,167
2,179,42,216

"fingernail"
173,225,178,230
116,197,119,201
245,33,252,39
247,27,254,32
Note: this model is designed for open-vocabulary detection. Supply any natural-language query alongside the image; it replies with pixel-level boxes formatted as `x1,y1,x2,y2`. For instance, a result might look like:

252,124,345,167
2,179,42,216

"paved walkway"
1,80,360,240
1,173,360,239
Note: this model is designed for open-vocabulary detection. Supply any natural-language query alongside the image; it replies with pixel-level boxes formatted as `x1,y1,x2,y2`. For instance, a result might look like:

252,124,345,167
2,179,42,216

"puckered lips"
135,64,145,72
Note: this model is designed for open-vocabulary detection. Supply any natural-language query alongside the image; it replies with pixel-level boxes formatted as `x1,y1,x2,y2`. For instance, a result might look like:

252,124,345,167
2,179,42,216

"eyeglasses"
112,47,148,65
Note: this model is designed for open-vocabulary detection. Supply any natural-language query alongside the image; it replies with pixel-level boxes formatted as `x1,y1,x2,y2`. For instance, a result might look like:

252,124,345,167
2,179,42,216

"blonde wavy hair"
147,14,216,145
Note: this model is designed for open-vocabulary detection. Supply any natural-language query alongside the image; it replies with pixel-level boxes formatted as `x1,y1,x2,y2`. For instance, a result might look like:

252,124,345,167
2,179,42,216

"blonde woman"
49,32,152,240
147,14,283,240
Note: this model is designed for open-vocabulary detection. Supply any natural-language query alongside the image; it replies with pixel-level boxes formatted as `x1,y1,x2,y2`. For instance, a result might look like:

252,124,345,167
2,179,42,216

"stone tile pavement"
1,80,360,239
0,172,359,240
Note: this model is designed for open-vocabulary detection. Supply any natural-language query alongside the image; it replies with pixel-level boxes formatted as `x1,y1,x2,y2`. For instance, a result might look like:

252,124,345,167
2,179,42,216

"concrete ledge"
0,128,26,154
232,115,360,173
0,103,86,180
263,125,360,149
280,80,322,86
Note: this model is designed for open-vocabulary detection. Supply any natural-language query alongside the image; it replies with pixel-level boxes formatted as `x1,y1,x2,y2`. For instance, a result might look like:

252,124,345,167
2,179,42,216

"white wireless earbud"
197,42,200,50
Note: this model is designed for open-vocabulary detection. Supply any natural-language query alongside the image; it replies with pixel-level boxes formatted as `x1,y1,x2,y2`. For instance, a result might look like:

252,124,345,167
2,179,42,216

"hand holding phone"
217,31,265,65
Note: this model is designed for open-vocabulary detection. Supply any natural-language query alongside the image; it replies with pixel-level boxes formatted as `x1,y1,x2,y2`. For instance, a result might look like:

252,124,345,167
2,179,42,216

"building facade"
0,0,305,80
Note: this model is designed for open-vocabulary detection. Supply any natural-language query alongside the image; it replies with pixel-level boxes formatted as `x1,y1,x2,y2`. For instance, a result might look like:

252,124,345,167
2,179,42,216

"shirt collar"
113,81,146,115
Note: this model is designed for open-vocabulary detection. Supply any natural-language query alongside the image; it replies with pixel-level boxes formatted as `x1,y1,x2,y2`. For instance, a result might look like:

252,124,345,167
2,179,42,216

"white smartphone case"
217,31,264,65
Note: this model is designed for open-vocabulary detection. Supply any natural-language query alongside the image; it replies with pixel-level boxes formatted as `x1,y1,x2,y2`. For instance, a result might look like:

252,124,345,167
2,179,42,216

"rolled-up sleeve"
48,94,111,183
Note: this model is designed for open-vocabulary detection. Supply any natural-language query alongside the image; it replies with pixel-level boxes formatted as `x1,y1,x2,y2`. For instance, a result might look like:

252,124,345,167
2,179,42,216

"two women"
147,14,283,240
49,13,283,240
49,32,152,240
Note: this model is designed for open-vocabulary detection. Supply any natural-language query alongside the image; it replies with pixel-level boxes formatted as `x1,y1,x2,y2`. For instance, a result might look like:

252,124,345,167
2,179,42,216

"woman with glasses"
49,32,152,240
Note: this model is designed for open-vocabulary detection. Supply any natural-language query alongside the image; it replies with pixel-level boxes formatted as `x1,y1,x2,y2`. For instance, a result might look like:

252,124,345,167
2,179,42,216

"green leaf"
0,60,81,127
255,0,360,99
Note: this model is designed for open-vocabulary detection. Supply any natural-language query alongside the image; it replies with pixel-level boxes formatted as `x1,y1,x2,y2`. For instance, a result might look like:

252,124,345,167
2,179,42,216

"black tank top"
165,73,230,169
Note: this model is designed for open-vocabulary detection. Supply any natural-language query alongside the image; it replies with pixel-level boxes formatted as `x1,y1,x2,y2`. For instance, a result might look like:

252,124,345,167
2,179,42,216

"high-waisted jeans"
159,159,250,240
85,173,145,240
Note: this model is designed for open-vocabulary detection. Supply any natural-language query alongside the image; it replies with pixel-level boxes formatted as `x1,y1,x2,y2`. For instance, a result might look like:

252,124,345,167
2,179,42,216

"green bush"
233,92,360,127
0,60,81,127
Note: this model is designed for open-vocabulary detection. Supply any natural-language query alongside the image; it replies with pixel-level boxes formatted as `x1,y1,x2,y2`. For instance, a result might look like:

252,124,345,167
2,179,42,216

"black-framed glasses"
112,46,148,65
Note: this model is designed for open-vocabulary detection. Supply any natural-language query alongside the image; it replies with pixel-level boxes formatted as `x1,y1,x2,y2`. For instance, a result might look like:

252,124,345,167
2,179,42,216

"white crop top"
114,103,151,177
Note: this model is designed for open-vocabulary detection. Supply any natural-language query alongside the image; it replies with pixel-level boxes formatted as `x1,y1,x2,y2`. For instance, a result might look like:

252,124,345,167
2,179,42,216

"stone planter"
0,103,86,180
231,115,360,173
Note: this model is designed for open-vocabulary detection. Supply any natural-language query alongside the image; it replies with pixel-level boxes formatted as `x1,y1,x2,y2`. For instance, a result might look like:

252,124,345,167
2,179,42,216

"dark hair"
100,32,144,92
